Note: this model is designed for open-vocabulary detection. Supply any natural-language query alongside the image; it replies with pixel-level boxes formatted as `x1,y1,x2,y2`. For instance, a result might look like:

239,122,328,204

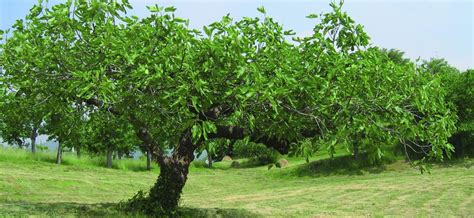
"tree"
423,58,473,156
378,48,411,65
0,89,46,153
86,112,138,168
1,0,456,214
44,110,78,164
422,58,460,75
449,69,474,156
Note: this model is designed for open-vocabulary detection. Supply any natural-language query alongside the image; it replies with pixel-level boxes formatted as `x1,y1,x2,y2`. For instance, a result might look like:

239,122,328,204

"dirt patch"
222,156,232,161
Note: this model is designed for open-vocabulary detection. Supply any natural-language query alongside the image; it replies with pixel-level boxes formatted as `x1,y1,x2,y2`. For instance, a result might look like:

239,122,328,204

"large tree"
1,0,455,214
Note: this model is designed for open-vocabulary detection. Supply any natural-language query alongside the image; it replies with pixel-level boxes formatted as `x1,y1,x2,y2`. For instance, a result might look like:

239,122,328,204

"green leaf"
203,26,212,36
191,124,202,142
236,67,246,78
284,30,295,35
48,17,56,24
164,6,176,12
202,121,217,140
257,6,266,14
204,121,217,134
174,18,187,23
306,14,318,19
147,5,160,12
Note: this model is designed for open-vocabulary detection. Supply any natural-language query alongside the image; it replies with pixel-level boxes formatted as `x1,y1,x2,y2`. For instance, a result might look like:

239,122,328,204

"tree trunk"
76,146,81,158
137,131,197,215
56,141,62,165
30,130,37,154
128,124,293,215
106,146,113,168
147,158,190,214
354,144,359,160
206,148,212,168
146,148,152,171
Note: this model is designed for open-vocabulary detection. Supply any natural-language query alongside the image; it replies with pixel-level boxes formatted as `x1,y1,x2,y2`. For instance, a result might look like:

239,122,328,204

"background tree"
86,112,138,168
378,47,411,65
449,69,474,156
0,86,46,153
422,58,473,157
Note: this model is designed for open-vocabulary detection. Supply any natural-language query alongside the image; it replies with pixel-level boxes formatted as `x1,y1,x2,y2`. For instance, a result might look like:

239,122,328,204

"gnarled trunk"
129,124,291,215
147,157,191,214
140,131,197,214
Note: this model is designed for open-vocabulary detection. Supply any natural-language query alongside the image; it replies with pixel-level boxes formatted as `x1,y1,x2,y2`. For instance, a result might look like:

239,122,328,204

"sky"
0,0,473,71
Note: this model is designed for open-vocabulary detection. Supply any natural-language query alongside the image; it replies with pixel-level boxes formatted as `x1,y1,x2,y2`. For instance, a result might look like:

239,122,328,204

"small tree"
0,91,46,153
86,112,138,168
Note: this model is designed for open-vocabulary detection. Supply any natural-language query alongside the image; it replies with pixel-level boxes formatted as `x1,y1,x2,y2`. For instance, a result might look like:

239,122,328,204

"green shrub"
191,160,208,168
233,141,279,165
37,145,49,151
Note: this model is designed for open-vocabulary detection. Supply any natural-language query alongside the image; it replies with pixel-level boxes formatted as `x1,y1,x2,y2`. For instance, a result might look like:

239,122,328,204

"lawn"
0,148,472,217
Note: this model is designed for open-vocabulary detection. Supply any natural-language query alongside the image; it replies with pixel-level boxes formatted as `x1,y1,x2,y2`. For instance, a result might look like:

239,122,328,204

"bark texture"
136,131,198,215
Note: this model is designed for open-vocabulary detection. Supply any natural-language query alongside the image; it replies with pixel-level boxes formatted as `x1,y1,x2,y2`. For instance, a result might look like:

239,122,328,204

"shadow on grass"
283,153,395,177
194,158,276,171
432,157,474,169
0,201,123,216
177,207,260,217
0,201,259,217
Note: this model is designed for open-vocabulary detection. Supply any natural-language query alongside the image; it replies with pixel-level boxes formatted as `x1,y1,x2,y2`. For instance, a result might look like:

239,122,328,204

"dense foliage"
0,0,461,215
422,59,473,156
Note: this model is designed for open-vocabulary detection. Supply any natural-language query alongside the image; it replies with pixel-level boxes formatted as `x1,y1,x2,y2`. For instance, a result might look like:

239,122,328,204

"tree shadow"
432,157,474,169
196,158,277,171
0,201,260,217
0,201,122,216
280,153,394,178
177,207,261,217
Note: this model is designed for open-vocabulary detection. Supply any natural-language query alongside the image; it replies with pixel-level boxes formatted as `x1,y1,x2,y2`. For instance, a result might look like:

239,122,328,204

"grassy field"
0,147,473,217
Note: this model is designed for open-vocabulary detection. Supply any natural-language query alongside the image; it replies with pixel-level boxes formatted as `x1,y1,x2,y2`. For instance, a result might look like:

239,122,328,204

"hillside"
0,148,472,217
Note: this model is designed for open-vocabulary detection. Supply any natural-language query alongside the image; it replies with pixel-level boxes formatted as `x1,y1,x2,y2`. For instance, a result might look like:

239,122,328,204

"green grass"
0,147,159,171
0,147,473,217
